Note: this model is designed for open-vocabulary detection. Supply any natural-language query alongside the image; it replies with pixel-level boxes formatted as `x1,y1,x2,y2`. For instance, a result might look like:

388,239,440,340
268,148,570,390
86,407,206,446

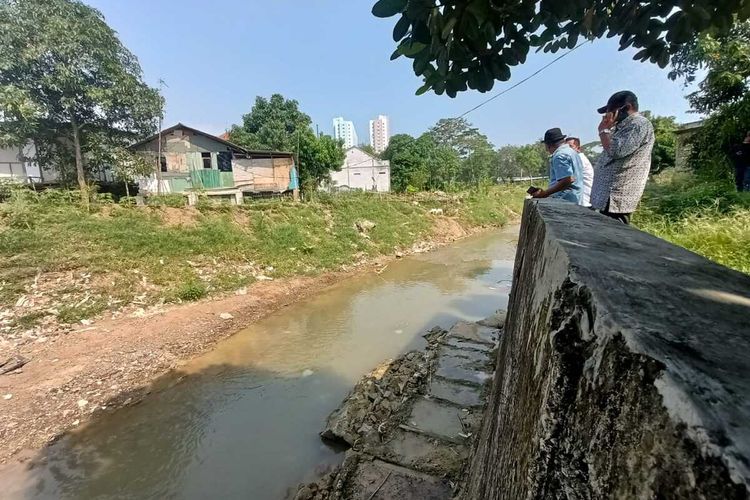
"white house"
0,143,55,183
329,146,390,192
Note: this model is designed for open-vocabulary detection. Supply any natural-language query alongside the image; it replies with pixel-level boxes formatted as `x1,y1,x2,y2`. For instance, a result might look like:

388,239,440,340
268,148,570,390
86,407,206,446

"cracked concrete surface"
464,200,750,499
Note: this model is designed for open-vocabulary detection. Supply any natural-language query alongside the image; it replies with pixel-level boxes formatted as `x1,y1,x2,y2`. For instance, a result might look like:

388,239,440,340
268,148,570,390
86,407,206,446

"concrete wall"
465,200,750,499
329,147,390,192
675,121,704,170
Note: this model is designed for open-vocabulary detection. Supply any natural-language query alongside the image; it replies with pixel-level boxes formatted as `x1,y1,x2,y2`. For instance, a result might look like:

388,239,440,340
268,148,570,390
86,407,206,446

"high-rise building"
332,117,358,149
369,115,390,154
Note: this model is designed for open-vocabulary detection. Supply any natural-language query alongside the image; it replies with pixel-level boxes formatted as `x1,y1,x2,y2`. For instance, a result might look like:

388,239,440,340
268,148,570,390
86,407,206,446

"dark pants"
600,201,631,225
735,165,749,192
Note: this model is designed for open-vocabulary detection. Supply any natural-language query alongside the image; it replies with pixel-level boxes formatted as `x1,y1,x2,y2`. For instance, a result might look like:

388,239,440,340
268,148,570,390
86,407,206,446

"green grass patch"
57,300,109,324
14,311,49,329
173,280,208,302
634,170,750,274
0,186,524,321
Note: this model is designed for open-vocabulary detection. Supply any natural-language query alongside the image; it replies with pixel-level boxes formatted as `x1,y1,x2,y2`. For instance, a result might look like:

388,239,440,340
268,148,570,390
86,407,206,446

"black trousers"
600,201,631,225
735,165,748,192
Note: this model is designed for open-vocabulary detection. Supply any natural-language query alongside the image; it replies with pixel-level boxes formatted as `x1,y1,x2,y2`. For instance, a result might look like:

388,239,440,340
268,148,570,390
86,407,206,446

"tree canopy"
383,117,547,192
495,143,547,180
228,94,312,152
642,112,678,174
372,0,750,96
0,0,163,192
669,20,750,114
228,94,344,189
666,20,750,179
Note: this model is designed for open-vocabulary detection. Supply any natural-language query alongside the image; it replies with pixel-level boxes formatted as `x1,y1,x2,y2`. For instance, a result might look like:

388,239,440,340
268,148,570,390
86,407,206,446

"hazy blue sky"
86,0,700,147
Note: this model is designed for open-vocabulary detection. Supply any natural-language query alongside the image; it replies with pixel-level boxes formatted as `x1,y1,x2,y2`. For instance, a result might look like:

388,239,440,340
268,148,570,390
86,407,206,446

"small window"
160,156,167,172
201,152,212,169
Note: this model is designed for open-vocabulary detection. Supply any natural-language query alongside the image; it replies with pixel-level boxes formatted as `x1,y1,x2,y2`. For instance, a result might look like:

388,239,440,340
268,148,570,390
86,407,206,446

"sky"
86,0,700,147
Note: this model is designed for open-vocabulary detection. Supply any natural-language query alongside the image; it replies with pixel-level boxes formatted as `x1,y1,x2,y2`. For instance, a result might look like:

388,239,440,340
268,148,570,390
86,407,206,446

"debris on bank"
292,316,503,500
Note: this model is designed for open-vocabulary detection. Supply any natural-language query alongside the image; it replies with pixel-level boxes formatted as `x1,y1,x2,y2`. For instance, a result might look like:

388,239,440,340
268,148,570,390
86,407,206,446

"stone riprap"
464,199,750,499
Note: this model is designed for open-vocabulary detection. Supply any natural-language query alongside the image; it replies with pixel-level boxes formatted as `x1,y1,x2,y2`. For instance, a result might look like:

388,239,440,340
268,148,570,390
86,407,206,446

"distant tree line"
381,117,548,192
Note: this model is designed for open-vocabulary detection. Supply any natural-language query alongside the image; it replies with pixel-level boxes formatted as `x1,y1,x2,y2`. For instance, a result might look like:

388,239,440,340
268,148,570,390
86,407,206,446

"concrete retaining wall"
464,200,750,499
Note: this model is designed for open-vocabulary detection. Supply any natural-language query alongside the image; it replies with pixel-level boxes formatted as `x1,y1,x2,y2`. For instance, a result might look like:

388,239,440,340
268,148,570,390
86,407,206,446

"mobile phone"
527,186,540,194
615,105,629,123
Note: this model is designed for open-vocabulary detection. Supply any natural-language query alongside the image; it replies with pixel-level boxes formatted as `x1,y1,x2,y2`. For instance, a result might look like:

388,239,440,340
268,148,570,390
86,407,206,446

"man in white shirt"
566,137,594,207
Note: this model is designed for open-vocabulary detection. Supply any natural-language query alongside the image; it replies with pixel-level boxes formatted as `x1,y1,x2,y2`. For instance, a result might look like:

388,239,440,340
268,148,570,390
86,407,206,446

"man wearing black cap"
591,90,655,224
531,128,584,204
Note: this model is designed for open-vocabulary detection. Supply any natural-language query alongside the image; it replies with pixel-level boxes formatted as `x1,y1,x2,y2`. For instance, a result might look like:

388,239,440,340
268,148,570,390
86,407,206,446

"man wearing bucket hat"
531,127,584,205
591,90,655,224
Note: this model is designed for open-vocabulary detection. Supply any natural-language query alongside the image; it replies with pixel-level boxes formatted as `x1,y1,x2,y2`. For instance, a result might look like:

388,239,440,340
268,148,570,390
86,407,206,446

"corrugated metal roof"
129,123,294,158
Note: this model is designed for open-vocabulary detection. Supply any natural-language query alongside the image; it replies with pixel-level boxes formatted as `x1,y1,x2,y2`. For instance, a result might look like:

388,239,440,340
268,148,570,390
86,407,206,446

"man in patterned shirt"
591,91,655,224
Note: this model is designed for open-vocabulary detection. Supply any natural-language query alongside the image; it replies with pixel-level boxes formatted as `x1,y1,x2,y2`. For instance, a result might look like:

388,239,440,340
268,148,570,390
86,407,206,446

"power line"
440,41,592,126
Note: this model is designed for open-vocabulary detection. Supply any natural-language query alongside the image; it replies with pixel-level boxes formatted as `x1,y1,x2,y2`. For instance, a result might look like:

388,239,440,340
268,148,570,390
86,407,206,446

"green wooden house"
130,123,296,195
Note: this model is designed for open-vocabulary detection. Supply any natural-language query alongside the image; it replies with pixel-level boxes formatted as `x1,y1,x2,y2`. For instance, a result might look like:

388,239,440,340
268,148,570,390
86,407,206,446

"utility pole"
293,128,300,202
156,79,168,195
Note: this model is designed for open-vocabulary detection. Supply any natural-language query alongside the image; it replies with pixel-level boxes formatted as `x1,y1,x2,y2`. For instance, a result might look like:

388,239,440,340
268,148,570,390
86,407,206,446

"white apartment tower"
332,117,358,149
369,115,390,153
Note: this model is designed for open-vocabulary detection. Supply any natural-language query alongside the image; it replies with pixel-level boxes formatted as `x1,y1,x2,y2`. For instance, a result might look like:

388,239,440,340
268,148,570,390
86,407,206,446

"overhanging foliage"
372,0,750,96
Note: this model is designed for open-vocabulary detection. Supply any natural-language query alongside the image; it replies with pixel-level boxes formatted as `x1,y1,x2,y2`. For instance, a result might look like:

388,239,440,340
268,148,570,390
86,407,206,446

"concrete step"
428,378,484,407
435,352,494,386
446,321,499,346
376,428,468,476
405,398,471,442
343,459,453,500
440,335,494,353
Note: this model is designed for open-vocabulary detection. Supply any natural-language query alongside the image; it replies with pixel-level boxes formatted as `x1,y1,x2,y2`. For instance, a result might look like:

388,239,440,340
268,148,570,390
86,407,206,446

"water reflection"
1,226,518,500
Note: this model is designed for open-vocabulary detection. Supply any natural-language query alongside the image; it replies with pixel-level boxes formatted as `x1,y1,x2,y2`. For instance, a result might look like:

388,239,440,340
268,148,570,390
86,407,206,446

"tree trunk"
70,117,87,201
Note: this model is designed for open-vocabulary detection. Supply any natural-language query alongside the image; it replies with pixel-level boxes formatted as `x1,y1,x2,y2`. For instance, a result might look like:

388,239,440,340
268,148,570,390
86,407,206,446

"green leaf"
372,0,407,18
441,17,457,39
399,41,428,57
415,82,431,95
491,61,511,81
393,15,410,41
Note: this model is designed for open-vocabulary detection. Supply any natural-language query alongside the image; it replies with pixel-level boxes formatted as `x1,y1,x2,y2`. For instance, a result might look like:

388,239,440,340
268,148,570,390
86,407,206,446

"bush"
38,188,80,205
93,192,115,204
174,280,207,302
147,194,186,208
634,171,750,273
687,94,750,180
118,196,137,207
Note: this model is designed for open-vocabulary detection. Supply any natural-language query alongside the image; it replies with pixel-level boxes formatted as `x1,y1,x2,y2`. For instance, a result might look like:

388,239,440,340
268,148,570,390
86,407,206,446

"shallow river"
4,225,519,500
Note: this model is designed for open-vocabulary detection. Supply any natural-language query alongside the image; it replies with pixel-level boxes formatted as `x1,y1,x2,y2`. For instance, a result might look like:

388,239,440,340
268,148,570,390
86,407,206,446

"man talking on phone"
590,90,654,224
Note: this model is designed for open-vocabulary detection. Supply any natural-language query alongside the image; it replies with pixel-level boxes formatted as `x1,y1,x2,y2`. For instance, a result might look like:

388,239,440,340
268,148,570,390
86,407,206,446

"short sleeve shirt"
548,143,584,205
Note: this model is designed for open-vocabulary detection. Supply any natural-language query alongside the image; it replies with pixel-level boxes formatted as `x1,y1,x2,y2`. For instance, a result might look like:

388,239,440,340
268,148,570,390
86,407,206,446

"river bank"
0,224,519,499
0,188,523,466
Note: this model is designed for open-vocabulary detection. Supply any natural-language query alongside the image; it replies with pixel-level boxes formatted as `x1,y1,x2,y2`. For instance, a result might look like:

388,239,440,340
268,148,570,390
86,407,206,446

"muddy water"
4,226,518,500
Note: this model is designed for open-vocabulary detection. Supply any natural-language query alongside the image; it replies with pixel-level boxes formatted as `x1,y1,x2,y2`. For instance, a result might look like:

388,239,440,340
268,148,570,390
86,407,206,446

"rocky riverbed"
291,313,504,500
